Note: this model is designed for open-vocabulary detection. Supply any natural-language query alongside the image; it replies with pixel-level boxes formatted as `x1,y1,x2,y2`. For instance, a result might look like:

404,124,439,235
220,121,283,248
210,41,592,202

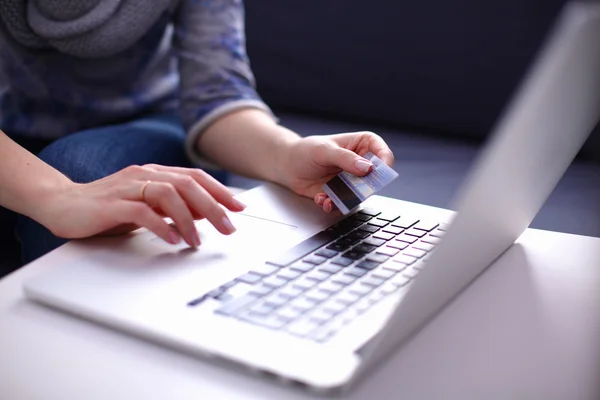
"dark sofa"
230,0,600,237
2,1,599,274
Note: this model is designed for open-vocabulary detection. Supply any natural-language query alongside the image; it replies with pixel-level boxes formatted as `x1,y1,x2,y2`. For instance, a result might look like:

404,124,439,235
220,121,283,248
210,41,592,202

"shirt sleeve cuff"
184,99,277,170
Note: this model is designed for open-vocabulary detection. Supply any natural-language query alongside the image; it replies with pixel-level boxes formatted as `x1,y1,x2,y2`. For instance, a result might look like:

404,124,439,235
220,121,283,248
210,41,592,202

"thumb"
323,146,373,176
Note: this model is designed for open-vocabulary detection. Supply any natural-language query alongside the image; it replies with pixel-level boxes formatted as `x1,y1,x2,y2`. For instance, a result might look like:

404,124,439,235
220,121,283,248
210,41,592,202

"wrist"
272,134,301,188
29,177,76,230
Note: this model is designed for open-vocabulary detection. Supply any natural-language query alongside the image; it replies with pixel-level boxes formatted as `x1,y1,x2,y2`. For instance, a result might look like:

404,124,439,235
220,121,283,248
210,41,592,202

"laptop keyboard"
187,208,446,343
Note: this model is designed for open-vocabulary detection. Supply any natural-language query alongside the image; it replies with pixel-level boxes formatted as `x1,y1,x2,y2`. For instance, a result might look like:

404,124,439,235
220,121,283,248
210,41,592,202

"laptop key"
331,274,356,286
373,232,395,241
413,220,439,232
356,260,380,270
276,306,303,322
351,213,372,222
292,277,317,291
309,309,333,324
354,244,377,253
361,276,385,288
290,297,316,312
413,242,435,252
372,268,396,280
318,281,344,294
376,247,399,257
326,243,352,252
305,270,330,282
303,255,327,265
357,207,381,217
336,237,361,246
393,254,418,265
264,294,289,308
349,284,373,296
331,256,355,266
387,241,409,250
396,234,418,244
391,216,419,229
248,301,277,316
403,248,427,259
382,225,404,235
215,294,260,316
403,267,420,279
376,212,400,222
380,282,399,295
277,286,304,299
323,300,347,315
305,289,330,303
363,237,386,247
344,267,368,278
430,229,445,238
382,261,408,272
277,269,302,281
358,224,379,234
263,276,288,288
290,262,314,273
315,248,339,258
343,250,365,260
250,264,280,277
336,291,361,305
422,236,441,245
366,253,389,263
405,228,427,238
319,264,343,275
235,272,262,285
390,275,411,287
348,230,371,240
368,219,389,228
249,284,275,297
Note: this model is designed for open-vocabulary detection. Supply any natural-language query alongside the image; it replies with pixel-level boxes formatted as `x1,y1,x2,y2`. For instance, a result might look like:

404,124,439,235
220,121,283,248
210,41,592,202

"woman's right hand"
37,164,246,248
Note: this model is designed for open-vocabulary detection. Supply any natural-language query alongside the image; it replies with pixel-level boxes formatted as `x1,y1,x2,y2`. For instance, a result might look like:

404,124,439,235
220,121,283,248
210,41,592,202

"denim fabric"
5,113,228,266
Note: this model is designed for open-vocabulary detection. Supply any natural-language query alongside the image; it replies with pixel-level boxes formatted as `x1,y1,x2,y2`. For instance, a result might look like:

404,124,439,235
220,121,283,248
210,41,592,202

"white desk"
1,218,600,399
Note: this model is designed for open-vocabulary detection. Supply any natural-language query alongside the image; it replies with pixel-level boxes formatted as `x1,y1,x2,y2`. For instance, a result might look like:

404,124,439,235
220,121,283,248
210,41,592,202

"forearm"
0,131,71,221
196,109,300,183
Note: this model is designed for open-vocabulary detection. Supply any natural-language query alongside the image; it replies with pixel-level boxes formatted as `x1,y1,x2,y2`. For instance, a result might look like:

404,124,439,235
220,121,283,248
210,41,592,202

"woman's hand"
38,164,246,247
276,131,395,213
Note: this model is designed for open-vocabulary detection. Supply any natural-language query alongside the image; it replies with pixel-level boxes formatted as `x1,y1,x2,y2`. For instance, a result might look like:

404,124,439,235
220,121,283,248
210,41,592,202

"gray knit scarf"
0,0,172,58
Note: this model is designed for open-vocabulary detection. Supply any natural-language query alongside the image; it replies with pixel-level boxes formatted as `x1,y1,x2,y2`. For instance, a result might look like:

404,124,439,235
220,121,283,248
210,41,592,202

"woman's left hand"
277,131,395,213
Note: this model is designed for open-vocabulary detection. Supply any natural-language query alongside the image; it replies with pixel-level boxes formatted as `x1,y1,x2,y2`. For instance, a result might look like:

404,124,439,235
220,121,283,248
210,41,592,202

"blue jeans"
8,114,227,265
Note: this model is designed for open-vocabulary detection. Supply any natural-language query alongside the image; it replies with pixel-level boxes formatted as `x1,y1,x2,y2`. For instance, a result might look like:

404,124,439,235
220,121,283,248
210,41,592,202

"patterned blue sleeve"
173,0,275,166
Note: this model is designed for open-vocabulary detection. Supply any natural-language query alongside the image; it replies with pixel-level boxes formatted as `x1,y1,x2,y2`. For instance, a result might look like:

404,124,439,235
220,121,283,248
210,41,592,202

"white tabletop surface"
1,223,600,399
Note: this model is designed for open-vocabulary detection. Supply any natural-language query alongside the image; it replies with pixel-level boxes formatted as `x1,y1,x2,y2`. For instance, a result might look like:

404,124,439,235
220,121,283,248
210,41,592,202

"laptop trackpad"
148,212,298,256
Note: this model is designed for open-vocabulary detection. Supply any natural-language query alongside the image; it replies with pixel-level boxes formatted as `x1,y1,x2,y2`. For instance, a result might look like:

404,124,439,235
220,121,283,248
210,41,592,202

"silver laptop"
23,2,600,394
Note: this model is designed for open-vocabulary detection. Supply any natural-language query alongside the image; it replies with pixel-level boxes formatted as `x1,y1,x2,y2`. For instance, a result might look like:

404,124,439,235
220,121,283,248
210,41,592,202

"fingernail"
316,195,326,205
233,198,247,210
355,159,373,173
169,231,181,245
222,216,236,234
192,230,201,247
324,203,332,213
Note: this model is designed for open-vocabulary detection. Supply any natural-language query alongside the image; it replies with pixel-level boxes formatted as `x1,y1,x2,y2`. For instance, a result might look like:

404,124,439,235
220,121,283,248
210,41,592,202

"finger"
143,165,246,212
122,171,236,235
364,135,395,167
116,201,181,245
143,181,200,247
323,198,335,213
332,131,395,167
315,143,374,177
314,193,327,206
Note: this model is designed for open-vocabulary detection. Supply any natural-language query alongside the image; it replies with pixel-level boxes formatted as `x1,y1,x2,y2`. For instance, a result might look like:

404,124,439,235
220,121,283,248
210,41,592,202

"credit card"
322,152,399,214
